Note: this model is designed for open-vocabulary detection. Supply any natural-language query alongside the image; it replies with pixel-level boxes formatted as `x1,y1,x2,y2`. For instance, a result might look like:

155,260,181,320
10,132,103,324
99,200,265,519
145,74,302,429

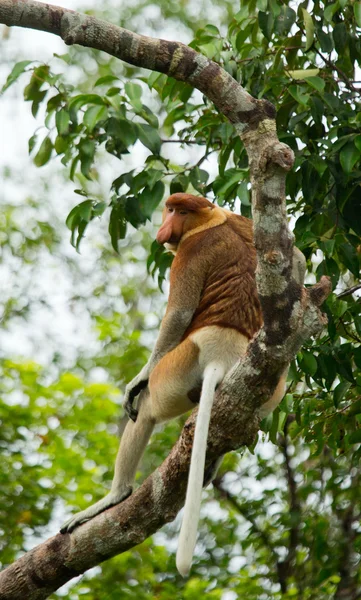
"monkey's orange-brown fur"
173,212,262,340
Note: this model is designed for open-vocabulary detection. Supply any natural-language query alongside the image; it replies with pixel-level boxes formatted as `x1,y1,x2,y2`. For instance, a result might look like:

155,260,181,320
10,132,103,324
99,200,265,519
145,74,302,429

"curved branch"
0,0,272,129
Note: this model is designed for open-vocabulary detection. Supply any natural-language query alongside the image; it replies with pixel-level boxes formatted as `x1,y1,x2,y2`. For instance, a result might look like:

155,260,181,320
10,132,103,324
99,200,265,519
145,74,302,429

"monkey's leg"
148,337,201,422
61,393,155,533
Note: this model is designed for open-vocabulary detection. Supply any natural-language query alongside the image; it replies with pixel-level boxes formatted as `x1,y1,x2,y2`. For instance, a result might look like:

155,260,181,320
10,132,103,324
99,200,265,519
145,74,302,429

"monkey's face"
156,205,190,248
157,199,215,251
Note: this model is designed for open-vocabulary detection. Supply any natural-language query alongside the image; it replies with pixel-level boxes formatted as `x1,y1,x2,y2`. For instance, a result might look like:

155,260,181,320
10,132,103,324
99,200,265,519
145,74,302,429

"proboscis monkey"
61,193,301,575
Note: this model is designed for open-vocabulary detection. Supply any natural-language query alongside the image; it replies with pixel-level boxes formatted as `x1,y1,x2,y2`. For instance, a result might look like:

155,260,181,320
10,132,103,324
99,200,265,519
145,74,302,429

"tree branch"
277,416,301,593
337,284,361,299
0,0,268,128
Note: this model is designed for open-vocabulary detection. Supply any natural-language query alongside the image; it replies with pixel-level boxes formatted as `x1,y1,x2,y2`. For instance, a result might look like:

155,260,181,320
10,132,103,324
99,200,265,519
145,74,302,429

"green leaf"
92,202,106,217
28,134,38,154
305,76,325,92
146,169,164,191
170,174,189,194
136,105,159,129
189,167,209,193
317,29,333,53
349,430,361,444
83,105,108,131
78,139,96,178
337,243,360,277
340,142,360,173
204,24,220,35
125,82,142,111
47,92,65,113
269,409,279,444
139,181,165,219
147,71,164,90
55,109,70,136
274,6,296,35
213,168,246,200
354,348,361,369
288,85,310,105
237,182,250,206
137,124,161,154
288,69,320,80
302,9,315,51
348,398,361,416
33,137,53,167
258,11,274,41
333,381,351,407
316,258,340,288
23,65,50,117
157,252,173,291
54,135,68,155
106,117,138,149
355,2,361,27
333,22,348,54
78,200,93,222
299,351,318,376
317,354,337,389
354,135,361,152
66,200,91,230
1,60,33,93
65,199,98,250
68,94,106,111
53,52,71,63
94,75,119,86
324,3,339,23
109,203,127,252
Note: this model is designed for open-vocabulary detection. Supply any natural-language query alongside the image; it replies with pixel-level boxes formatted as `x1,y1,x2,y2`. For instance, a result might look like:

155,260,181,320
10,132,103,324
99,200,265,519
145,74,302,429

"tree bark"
0,2,331,598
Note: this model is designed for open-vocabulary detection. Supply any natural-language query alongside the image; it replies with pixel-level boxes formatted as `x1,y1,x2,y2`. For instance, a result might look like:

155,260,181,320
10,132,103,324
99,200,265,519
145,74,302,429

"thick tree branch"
0,0,272,129
0,2,331,598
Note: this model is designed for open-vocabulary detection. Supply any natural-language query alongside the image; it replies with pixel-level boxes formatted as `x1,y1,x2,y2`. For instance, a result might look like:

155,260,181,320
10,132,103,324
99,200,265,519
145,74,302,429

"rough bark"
0,1,332,598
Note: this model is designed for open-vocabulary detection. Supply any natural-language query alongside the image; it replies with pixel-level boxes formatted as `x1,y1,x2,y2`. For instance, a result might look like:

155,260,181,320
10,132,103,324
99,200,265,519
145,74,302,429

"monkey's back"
175,214,262,340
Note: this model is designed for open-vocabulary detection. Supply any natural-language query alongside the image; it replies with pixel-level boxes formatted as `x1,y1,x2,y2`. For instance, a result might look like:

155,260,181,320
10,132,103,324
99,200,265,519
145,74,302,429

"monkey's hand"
123,366,150,422
60,486,132,534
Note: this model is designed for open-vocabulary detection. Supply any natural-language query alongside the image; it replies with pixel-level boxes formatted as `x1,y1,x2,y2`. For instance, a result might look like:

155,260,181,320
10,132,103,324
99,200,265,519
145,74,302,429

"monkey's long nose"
156,220,172,244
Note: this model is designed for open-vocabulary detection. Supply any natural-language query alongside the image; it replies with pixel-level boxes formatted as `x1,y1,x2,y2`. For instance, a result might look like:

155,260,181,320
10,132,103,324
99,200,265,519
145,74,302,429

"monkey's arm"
124,254,206,420
124,307,196,420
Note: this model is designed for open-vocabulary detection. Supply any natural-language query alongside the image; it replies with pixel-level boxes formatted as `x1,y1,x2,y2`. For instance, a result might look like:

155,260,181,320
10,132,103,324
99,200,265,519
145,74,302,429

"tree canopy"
0,0,360,598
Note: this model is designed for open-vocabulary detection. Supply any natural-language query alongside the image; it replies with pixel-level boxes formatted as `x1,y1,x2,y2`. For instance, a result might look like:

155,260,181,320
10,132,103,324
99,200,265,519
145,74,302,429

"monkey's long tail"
176,361,225,577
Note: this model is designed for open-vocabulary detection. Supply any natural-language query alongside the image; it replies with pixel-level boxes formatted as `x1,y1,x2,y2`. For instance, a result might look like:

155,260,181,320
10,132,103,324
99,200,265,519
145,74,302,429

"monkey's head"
156,193,216,252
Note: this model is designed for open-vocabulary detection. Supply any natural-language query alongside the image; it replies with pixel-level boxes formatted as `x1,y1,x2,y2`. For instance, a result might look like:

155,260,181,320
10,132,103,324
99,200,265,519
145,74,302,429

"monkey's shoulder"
179,214,254,258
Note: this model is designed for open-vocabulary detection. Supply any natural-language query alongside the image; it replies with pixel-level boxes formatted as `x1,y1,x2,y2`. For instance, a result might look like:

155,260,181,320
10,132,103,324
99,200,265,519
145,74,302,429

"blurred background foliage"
0,0,361,597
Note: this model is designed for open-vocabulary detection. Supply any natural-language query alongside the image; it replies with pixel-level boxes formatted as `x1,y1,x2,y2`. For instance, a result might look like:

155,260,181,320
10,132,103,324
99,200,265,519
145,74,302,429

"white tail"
176,361,225,577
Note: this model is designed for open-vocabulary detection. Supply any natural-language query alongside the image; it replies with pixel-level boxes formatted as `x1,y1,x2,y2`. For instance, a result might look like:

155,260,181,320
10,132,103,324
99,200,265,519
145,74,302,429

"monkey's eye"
179,210,188,215
167,207,174,213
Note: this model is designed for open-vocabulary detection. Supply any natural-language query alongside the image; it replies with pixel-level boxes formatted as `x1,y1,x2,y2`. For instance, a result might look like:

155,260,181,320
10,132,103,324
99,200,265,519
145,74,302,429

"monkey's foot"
60,486,133,533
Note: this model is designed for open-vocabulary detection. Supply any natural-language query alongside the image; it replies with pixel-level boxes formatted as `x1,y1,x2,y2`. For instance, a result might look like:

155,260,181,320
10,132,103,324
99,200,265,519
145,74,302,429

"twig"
337,284,361,299
277,416,301,593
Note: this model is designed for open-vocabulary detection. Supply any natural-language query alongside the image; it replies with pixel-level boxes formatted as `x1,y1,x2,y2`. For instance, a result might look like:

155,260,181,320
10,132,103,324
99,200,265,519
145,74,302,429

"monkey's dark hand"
124,396,141,422
124,368,150,422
